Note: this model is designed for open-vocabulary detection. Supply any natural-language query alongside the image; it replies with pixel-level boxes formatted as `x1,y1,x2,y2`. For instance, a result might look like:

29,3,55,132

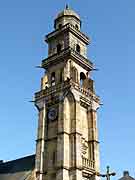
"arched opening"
58,24,62,29
57,44,62,54
63,92,76,167
51,72,55,86
80,72,86,87
71,67,78,83
76,44,80,53
60,69,63,83
75,24,79,30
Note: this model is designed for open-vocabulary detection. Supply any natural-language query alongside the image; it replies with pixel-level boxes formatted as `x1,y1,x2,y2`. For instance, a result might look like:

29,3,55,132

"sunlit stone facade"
35,6,100,180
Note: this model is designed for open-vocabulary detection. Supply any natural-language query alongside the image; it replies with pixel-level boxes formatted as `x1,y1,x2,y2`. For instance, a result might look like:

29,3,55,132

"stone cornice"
45,23,89,45
55,165,83,171
42,47,93,71
88,140,100,144
57,131,82,136
82,170,96,178
39,131,83,142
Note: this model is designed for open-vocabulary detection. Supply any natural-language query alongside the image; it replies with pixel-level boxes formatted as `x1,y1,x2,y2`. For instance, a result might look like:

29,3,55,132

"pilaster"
70,100,82,180
35,100,47,180
87,103,100,172
56,99,70,180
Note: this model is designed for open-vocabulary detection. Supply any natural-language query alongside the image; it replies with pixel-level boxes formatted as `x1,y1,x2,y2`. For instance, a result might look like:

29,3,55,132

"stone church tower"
34,6,100,180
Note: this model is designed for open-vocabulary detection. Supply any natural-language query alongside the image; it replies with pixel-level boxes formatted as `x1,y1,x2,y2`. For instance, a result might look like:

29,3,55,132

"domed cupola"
54,5,81,30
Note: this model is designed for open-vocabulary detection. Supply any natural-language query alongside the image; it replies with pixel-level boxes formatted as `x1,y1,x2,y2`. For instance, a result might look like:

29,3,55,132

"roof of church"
119,176,135,180
56,5,80,20
119,171,135,180
0,154,35,180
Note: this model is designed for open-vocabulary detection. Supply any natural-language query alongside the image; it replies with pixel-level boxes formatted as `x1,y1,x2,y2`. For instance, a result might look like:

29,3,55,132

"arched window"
60,69,63,83
51,72,55,86
57,44,62,54
58,24,62,29
80,72,86,87
71,67,78,83
75,24,79,30
76,44,80,53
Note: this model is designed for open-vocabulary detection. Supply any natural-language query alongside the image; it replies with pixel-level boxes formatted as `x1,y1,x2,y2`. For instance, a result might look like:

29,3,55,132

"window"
52,151,56,165
51,72,55,86
71,67,78,83
76,44,80,53
57,44,62,54
58,24,62,29
80,72,86,87
75,24,79,30
60,70,63,82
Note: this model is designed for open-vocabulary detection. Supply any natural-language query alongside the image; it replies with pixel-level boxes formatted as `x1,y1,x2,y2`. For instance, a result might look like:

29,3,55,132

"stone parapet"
82,157,95,170
35,80,99,104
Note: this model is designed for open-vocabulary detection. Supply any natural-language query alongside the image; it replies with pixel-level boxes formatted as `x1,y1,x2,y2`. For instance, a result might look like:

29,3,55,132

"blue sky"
0,0,134,179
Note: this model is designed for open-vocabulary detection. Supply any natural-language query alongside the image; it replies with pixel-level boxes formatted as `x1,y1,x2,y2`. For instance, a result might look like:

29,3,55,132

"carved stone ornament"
81,138,88,155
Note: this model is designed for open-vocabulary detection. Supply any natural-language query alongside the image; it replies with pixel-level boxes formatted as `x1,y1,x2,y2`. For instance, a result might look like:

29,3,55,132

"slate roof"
119,171,135,180
119,176,135,180
0,154,35,180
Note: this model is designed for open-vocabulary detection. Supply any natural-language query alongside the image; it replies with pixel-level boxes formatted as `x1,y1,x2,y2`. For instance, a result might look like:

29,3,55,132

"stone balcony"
82,157,95,171
35,81,70,101
35,80,100,105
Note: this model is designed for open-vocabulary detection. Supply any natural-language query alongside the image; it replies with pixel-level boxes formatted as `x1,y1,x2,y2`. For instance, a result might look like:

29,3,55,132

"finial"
107,166,110,173
65,4,69,9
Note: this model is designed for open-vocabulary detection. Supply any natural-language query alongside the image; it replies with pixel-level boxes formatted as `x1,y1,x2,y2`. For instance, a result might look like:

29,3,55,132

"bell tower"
35,6,100,180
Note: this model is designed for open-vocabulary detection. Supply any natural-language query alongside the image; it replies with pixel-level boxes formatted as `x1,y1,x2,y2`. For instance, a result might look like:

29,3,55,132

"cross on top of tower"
65,4,69,9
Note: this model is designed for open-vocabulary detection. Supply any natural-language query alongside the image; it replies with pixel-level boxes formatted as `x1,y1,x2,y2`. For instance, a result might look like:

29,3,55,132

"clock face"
48,108,57,121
